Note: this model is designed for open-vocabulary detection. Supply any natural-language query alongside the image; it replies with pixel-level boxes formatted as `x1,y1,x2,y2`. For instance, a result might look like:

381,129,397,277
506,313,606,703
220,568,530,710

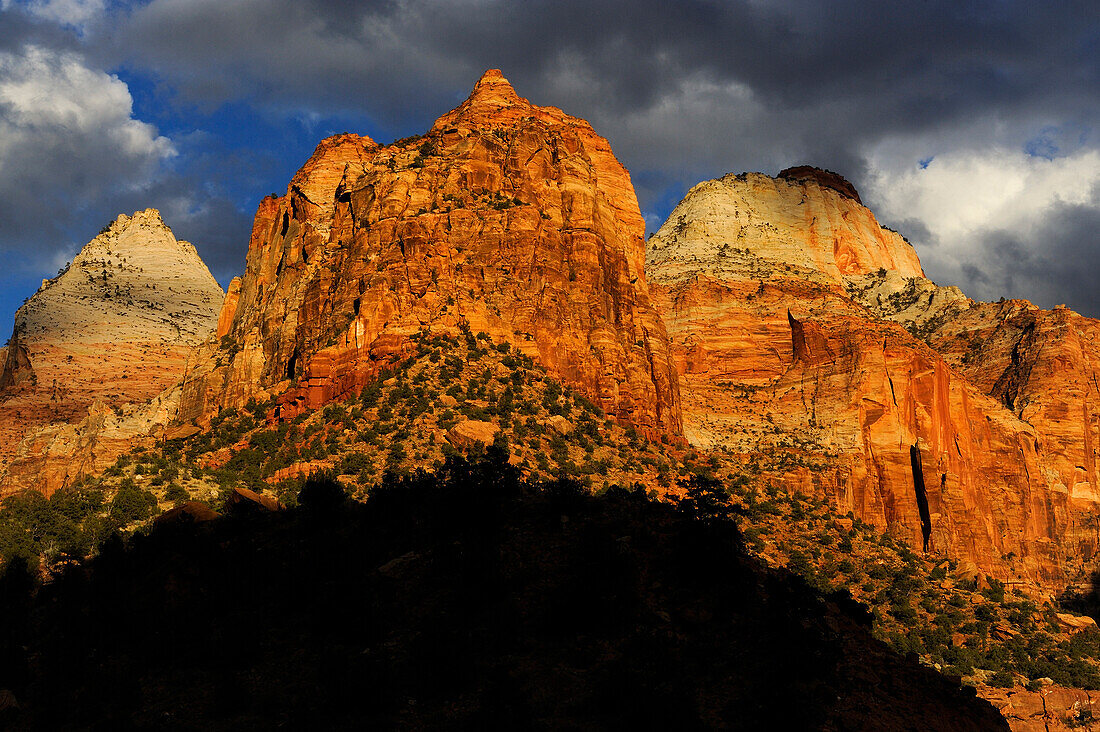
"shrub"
110,484,157,525
361,382,383,408
165,484,189,505
338,452,373,476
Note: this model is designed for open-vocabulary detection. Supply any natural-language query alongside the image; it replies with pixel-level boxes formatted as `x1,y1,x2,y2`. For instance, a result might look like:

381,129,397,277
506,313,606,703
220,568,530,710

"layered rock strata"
648,170,1100,589
183,70,681,438
0,210,223,495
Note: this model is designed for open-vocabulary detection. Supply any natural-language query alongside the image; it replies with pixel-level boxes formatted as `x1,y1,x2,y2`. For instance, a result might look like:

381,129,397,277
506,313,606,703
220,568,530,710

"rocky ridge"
647,170,1100,591
861,283,1100,509
181,70,680,440
0,210,224,496
2,71,1100,731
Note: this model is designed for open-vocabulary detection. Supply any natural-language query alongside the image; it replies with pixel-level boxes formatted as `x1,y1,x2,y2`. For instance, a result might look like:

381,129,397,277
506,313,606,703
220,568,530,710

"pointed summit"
0,210,225,494
431,68,535,132
469,68,519,103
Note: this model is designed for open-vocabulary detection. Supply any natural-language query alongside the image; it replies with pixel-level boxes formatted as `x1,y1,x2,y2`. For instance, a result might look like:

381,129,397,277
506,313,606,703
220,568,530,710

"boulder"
154,501,220,528
545,415,574,436
1055,612,1099,633
446,420,499,450
224,486,283,514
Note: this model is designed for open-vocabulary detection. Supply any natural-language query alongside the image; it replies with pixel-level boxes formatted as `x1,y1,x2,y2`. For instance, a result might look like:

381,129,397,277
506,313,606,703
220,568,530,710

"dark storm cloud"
160,198,254,287
91,1,1100,274
0,5,80,51
962,186,1100,313
101,1,1100,155
0,0,1099,321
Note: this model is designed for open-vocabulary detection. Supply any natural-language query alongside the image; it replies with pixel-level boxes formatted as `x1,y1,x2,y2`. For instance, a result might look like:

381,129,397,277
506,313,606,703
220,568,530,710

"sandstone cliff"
862,288,1100,510
647,170,1100,590
0,210,224,495
183,70,680,438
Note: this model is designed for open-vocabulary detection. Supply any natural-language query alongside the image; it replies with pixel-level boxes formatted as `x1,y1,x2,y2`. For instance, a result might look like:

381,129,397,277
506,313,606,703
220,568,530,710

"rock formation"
0,210,224,495
778,165,864,204
647,170,1100,590
866,291,1100,509
981,681,1097,731
183,70,680,439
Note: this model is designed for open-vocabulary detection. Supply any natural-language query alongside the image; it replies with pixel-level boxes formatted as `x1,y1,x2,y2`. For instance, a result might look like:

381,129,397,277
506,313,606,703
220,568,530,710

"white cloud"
0,44,175,260
866,144,1100,304
2,0,105,29
0,45,173,163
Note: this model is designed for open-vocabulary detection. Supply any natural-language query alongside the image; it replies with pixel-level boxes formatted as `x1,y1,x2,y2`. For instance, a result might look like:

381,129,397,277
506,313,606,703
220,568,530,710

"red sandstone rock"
647,170,1100,590
981,682,1097,732
1054,612,1098,632
269,460,334,484
216,277,242,339
181,70,680,440
224,486,282,513
446,420,499,450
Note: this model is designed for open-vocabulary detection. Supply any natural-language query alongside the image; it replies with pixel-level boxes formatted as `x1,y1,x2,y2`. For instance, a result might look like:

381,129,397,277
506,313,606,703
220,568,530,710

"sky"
0,0,1098,330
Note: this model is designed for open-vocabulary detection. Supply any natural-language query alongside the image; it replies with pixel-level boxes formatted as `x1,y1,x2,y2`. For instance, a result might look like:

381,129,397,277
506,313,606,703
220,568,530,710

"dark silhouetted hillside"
0,456,1007,730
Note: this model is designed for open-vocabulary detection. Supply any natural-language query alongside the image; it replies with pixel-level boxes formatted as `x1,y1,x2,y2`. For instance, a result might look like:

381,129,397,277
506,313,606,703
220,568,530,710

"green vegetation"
0,457,1006,730
0,328,679,569
0,478,154,566
3,325,1098,701
714,464,1100,690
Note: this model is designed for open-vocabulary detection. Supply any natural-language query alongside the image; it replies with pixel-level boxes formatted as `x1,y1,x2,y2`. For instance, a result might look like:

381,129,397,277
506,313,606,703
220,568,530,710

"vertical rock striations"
185,70,681,438
647,170,1100,590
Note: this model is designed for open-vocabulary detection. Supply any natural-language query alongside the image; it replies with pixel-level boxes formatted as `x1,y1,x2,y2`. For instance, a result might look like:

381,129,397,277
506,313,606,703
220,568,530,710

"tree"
109,483,157,526
298,472,346,512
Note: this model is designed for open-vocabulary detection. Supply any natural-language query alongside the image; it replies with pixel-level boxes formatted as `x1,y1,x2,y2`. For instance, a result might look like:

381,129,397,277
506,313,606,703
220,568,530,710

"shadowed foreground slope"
0,456,1006,730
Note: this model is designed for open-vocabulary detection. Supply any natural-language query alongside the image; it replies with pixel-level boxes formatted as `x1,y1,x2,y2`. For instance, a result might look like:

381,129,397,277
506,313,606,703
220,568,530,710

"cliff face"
185,70,680,438
850,274,1100,507
0,210,224,495
919,302,1100,508
647,171,1100,589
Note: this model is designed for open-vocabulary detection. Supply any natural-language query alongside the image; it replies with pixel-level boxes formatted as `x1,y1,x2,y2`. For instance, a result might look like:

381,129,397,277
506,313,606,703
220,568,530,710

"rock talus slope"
648,171,1100,590
184,70,680,438
0,210,224,495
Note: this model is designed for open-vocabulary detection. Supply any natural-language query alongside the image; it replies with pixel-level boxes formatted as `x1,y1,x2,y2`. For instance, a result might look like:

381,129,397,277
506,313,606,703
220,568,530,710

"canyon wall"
648,171,1100,589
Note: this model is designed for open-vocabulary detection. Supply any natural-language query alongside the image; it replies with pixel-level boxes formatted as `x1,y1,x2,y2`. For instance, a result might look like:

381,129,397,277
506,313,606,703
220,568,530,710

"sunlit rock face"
183,69,681,440
0,210,224,495
648,170,1100,591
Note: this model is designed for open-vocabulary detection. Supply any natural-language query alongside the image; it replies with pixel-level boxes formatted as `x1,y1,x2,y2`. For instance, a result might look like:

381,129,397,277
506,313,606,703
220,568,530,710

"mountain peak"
431,68,528,131
647,171,923,286
0,210,225,494
101,208,167,238
470,68,517,100
83,208,206,266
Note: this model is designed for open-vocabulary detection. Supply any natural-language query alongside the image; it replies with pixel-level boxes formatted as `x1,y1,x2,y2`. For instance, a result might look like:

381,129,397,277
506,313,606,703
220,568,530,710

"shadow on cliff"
0,454,1007,731
1058,569,1100,621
